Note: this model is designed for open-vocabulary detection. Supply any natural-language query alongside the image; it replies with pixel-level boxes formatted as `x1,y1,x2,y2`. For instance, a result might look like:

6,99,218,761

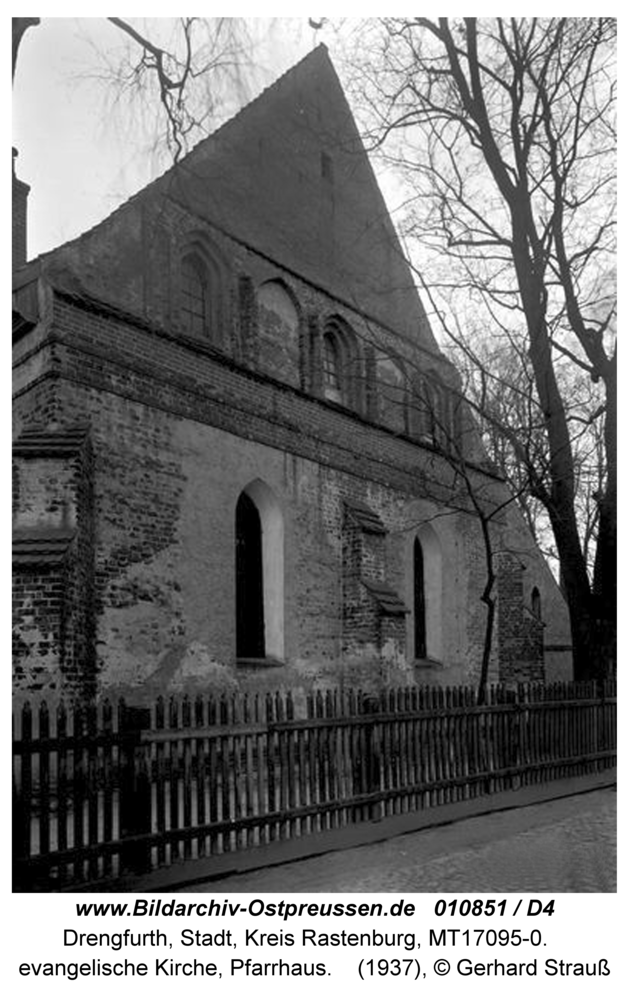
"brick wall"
13,565,65,693
44,191,462,444
12,44,575,701
44,48,438,352
12,431,96,700
43,292,478,506
497,553,544,684
256,280,301,387
12,282,572,698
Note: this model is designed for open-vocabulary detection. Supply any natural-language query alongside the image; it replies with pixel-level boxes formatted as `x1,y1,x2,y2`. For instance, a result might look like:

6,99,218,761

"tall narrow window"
236,493,265,657
414,537,427,659
321,317,361,410
410,375,433,441
323,332,343,403
408,525,442,663
376,354,407,433
181,253,208,337
531,587,542,619
256,280,300,386
235,481,284,662
429,382,444,447
321,151,333,183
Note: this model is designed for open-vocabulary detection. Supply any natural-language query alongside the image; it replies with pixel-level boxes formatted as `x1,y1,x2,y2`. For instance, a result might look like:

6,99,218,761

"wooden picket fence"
13,680,616,891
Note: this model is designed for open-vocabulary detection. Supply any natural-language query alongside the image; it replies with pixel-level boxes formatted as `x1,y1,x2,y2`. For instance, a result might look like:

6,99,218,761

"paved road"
185,788,616,893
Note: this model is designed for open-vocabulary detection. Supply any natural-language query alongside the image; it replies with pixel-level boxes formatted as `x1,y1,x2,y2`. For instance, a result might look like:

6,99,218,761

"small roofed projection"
11,41,573,705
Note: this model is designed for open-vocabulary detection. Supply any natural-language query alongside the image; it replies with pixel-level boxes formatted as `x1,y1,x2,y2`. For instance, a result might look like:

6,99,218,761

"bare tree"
347,17,616,680
338,315,540,702
98,18,259,161
447,317,607,582
13,17,260,161
417,407,524,705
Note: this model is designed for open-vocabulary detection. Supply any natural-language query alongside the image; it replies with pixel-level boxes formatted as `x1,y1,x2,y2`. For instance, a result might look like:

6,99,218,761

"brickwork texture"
12,46,573,701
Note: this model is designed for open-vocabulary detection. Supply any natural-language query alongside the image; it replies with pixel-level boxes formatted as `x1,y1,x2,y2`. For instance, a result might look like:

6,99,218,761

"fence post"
362,695,381,821
508,689,520,791
12,702,32,890
119,704,152,875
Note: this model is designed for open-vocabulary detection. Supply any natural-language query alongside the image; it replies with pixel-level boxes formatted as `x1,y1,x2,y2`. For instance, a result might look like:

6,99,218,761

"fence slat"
13,680,616,890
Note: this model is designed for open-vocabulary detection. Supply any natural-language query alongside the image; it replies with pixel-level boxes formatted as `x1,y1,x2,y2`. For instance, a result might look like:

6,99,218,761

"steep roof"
30,45,436,348
162,45,433,343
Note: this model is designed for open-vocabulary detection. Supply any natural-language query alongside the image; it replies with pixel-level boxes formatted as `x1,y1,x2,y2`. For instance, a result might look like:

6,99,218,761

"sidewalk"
183,782,616,894
107,769,615,893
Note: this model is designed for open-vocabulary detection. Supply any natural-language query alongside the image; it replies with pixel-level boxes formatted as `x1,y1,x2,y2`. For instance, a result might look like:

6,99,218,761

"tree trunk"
510,218,603,680
592,355,617,678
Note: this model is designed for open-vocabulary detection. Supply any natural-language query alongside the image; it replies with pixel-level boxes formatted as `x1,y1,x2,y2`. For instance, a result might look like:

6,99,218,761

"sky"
8,15,623,637
11,16,358,260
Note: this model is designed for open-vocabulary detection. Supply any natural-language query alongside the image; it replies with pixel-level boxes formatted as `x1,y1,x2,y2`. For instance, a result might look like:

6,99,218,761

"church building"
12,46,572,702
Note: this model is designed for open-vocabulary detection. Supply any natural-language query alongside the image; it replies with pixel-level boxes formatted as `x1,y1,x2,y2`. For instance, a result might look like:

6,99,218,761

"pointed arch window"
531,587,542,619
256,279,301,386
413,537,427,659
376,353,407,433
323,331,343,403
235,481,284,662
236,493,265,658
181,252,209,337
321,316,362,409
408,524,442,663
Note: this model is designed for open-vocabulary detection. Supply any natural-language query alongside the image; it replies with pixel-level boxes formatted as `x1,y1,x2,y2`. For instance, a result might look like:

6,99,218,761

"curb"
90,768,616,893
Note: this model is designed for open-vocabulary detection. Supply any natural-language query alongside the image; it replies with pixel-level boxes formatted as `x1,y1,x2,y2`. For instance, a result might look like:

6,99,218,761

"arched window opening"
430,382,445,447
321,151,334,183
235,481,284,661
412,375,460,454
236,493,265,658
414,538,427,659
376,354,407,433
410,375,433,441
451,391,464,453
180,234,226,343
256,280,300,386
181,253,208,337
531,586,542,619
408,523,443,663
321,316,361,409
323,332,343,403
